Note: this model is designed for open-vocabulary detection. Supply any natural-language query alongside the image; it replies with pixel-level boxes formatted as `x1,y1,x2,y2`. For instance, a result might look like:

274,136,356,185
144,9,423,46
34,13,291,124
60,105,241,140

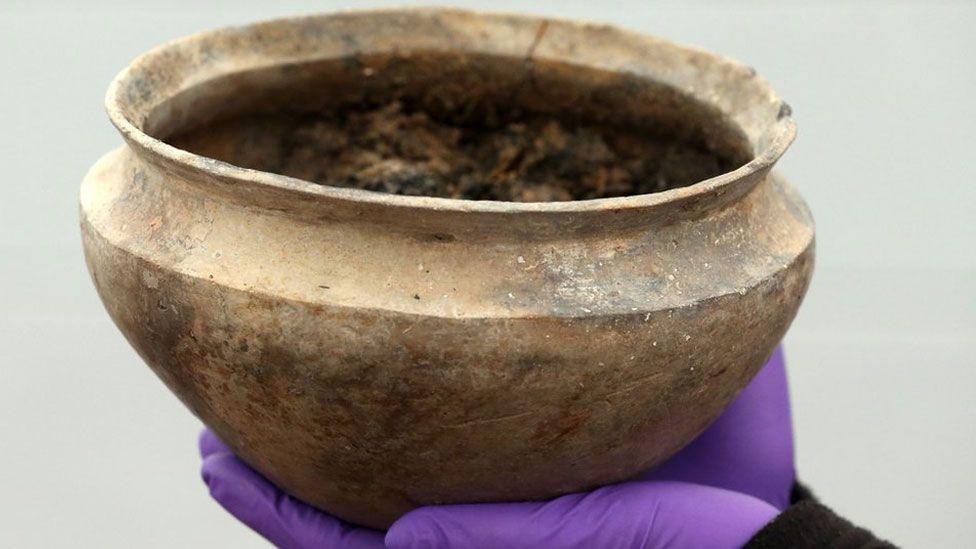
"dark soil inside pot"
171,101,739,202
162,53,752,202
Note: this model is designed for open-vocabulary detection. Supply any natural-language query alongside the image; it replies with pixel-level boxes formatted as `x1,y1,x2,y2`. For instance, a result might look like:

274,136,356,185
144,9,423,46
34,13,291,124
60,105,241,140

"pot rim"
104,7,796,215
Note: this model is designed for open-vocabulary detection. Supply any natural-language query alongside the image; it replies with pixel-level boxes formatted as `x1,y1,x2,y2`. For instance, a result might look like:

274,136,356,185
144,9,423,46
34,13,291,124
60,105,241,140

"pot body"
81,9,813,529
81,148,812,528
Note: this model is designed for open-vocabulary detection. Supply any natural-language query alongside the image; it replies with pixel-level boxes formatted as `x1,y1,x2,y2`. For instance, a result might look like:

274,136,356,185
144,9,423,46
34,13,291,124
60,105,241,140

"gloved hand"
200,348,794,548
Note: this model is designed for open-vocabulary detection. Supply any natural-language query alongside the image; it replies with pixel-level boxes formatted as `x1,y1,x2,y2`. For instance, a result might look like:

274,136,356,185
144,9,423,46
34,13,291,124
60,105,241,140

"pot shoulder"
81,147,813,323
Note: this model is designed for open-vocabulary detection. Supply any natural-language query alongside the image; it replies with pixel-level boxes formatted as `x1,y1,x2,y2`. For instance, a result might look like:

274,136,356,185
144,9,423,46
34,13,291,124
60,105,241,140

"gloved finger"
386,480,778,549
201,441,384,549
639,347,795,510
199,428,231,458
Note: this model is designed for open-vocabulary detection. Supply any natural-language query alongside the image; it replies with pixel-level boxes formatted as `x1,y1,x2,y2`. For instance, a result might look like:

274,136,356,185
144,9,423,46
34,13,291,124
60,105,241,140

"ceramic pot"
80,9,813,529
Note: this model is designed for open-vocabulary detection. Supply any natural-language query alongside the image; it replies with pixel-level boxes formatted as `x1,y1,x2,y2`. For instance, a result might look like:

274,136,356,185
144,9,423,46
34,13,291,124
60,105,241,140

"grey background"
2,0,973,547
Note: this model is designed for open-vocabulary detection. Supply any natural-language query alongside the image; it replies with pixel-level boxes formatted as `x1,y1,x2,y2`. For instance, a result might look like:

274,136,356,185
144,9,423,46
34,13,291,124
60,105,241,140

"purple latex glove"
201,348,794,548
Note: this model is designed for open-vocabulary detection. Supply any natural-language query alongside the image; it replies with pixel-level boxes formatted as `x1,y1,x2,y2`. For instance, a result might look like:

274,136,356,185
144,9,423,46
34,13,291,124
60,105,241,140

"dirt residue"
172,101,741,202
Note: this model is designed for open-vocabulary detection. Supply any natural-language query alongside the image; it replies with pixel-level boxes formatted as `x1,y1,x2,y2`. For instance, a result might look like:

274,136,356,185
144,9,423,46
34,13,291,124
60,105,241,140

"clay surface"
81,9,812,529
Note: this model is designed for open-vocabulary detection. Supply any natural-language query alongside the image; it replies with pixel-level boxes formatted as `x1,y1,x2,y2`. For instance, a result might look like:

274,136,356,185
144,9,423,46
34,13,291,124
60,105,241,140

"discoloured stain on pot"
81,9,813,528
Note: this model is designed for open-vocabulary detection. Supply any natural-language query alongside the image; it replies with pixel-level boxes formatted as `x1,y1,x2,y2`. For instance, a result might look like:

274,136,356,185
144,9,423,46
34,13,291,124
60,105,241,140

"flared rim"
105,8,795,215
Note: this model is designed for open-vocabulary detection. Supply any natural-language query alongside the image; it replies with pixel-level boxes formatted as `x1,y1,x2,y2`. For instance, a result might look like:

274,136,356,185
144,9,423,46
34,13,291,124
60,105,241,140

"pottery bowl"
80,9,813,528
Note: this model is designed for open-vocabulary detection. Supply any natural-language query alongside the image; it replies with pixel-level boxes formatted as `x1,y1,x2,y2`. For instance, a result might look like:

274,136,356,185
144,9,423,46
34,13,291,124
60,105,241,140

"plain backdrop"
1,0,973,547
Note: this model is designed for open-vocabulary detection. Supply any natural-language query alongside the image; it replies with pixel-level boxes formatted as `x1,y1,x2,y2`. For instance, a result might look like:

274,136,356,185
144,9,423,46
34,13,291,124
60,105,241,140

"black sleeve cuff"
744,484,897,549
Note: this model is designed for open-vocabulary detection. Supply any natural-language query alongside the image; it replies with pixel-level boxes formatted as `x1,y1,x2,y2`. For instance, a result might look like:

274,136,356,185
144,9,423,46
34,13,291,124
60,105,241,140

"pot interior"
151,51,754,202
